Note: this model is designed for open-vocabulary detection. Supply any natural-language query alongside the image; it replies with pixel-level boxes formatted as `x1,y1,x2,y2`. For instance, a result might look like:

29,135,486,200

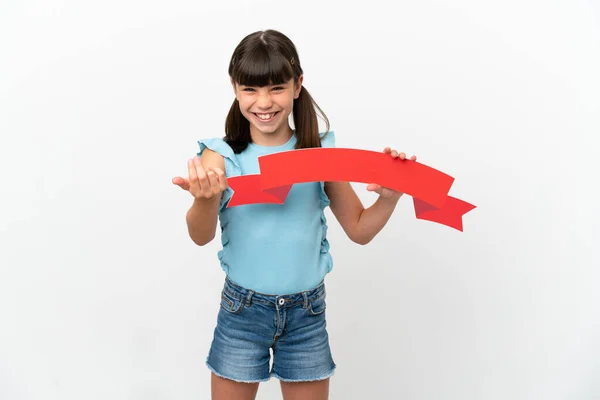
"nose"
256,92,273,109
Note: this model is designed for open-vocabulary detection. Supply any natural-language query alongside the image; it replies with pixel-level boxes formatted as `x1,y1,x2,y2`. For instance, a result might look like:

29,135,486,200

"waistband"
223,277,326,309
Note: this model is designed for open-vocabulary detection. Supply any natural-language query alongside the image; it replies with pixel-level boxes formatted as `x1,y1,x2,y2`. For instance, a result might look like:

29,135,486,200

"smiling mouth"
253,112,279,122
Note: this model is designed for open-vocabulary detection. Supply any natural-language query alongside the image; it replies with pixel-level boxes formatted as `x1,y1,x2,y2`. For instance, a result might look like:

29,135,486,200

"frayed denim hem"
270,366,336,382
206,361,271,384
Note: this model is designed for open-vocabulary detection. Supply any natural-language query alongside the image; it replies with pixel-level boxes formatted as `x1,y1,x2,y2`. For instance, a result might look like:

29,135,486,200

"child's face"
233,77,303,139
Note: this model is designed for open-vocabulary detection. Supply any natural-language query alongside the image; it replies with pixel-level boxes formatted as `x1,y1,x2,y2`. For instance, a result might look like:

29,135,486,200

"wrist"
191,195,218,208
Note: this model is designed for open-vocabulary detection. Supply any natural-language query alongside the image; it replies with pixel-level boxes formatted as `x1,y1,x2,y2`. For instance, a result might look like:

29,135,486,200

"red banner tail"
413,197,476,232
227,175,291,207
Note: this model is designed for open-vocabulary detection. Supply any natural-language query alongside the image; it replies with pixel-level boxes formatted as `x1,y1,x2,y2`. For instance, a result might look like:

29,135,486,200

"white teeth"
256,113,275,120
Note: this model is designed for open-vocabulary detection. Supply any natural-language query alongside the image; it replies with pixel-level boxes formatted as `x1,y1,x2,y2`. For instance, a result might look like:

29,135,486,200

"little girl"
173,29,416,400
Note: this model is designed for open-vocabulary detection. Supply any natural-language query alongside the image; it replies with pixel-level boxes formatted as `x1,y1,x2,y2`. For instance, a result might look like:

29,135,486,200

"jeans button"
278,298,285,306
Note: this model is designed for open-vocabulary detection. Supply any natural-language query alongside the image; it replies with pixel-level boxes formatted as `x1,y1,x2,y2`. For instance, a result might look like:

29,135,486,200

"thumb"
172,176,190,191
366,183,382,193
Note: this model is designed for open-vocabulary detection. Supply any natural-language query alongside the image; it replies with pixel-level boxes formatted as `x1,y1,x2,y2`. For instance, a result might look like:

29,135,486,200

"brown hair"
225,30,330,153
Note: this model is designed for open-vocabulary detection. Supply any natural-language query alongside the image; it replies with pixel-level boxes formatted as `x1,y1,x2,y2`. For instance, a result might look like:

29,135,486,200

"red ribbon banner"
226,148,476,231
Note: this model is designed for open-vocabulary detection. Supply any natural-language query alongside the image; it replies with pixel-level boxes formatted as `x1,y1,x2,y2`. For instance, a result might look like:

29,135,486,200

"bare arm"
186,197,220,246
325,181,400,245
173,149,227,246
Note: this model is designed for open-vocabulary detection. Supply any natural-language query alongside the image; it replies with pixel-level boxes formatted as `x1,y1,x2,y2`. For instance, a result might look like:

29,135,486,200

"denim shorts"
206,277,336,383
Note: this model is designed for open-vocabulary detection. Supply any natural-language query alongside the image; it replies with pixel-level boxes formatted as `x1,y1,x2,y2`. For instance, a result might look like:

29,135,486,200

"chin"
252,124,283,135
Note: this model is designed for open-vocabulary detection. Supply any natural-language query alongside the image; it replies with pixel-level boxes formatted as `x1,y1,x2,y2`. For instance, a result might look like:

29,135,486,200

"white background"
1,1,599,399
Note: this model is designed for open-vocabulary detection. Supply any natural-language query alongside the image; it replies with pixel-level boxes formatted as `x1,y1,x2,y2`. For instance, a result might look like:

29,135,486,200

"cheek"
237,98,252,111
277,95,295,109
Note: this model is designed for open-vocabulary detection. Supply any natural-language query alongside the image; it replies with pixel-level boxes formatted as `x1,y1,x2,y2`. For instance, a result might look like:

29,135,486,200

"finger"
410,155,417,161
172,176,190,191
206,170,220,194
181,178,191,191
383,147,391,154
193,156,208,189
188,159,198,187
399,152,406,160
212,167,228,191
366,183,381,192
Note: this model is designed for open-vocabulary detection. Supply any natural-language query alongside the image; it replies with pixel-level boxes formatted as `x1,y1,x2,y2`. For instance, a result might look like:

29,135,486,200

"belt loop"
302,292,308,309
245,290,254,306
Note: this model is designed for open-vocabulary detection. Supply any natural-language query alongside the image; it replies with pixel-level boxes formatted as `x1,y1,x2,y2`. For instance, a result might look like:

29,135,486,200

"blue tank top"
197,131,336,295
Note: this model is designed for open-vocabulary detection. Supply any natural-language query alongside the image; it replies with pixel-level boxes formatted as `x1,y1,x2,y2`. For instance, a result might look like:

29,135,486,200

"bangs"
232,45,295,87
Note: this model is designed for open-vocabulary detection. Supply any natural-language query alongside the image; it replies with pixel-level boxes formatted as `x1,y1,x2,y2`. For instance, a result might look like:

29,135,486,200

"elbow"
348,210,373,245
349,232,372,246
346,223,372,245
190,233,215,247
353,237,372,246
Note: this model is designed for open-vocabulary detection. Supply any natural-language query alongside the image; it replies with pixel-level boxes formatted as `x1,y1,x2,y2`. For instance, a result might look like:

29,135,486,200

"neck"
250,125,294,147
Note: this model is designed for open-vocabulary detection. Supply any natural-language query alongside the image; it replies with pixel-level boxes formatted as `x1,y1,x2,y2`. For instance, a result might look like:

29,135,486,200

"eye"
242,87,255,92
272,86,285,91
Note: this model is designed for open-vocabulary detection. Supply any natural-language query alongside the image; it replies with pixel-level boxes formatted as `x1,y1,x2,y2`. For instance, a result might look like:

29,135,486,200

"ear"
293,75,304,99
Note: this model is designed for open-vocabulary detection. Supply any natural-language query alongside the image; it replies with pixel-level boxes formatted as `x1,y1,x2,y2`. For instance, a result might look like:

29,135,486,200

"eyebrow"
239,83,286,88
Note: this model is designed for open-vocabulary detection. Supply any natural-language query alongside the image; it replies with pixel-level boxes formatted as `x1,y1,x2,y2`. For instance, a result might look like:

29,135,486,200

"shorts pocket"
220,290,244,314
308,295,326,316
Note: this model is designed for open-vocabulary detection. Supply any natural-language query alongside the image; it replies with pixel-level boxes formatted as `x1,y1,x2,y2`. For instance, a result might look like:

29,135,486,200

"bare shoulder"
200,148,225,170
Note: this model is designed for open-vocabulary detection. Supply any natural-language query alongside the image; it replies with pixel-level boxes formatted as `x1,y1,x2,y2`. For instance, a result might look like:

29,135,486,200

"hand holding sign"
366,147,417,200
